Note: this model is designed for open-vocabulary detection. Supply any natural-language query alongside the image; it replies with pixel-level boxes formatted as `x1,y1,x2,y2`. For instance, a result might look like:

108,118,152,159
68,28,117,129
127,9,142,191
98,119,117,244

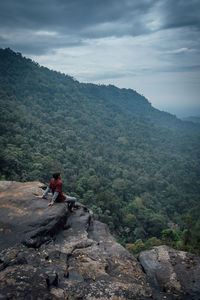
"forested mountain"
0,48,200,255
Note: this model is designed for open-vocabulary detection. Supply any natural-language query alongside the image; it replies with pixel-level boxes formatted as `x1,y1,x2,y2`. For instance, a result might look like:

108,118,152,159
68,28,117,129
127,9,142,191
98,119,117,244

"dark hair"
53,172,61,180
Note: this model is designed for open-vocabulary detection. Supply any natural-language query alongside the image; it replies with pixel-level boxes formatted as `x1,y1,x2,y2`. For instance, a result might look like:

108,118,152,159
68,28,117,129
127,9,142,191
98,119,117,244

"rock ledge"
0,181,200,300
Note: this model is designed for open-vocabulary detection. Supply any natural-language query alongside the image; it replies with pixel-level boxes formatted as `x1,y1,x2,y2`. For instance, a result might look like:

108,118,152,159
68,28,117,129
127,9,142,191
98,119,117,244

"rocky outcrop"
0,181,68,250
0,181,200,300
0,181,152,300
139,245,200,300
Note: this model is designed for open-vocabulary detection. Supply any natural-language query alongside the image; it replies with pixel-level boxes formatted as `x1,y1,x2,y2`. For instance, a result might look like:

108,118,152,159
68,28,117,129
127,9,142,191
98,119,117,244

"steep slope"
0,48,200,253
1,181,200,300
0,48,199,132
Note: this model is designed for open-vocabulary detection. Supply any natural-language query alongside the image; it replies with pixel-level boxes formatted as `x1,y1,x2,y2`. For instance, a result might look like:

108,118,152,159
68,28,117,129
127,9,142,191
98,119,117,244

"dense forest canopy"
0,48,200,255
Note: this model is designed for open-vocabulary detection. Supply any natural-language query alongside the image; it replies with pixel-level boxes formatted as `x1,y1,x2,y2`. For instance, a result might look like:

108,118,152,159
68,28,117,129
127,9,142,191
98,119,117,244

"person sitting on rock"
36,172,76,211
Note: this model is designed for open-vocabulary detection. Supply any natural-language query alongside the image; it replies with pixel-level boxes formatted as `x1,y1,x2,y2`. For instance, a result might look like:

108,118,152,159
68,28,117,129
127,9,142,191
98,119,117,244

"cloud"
0,0,200,55
158,0,200,30
35,31,57,37
0,0,157,54
29,31,200,83
0,0,154,32
0,26,85,55
164,48,193,54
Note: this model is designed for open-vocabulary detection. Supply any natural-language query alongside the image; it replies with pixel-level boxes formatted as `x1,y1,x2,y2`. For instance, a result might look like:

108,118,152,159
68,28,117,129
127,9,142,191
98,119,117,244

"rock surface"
0,181,200,300
139,245,200,300
0,181,68,249
0,181,152,299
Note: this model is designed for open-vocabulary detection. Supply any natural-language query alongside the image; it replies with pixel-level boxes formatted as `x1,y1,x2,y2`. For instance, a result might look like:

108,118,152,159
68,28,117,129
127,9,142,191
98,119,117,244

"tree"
161,229,179,245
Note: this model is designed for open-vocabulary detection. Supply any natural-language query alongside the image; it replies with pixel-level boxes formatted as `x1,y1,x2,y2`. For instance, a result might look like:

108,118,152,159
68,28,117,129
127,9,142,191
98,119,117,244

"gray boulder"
139,245,200,300
0,181,68,249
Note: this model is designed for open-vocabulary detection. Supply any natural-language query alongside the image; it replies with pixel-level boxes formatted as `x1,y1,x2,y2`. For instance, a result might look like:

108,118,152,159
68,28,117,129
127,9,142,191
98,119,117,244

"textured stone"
0,182,152,299
0,181,68,250
1,182,200,299
139,245,200,299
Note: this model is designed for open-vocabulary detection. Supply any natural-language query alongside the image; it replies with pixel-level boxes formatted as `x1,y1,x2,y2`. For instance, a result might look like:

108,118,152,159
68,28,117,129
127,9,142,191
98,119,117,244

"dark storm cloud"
0,0,200,55
0,0,155,31
159,0,200,30
0,0,157,54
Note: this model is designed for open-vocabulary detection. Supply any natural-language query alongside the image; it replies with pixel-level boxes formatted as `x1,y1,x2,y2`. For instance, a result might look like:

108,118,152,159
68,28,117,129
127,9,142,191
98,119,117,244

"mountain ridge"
1,48,200,133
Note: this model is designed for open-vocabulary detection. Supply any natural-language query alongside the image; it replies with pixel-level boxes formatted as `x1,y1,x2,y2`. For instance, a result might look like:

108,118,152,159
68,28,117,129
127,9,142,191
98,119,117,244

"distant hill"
182,116,200,124
0,48,200,254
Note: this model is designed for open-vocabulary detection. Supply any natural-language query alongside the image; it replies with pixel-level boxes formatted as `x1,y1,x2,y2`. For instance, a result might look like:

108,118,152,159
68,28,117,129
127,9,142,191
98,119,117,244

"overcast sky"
0,0,200,117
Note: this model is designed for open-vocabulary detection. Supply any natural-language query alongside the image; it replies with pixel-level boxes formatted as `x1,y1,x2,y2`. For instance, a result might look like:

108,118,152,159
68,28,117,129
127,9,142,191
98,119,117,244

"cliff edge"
0,181,199,300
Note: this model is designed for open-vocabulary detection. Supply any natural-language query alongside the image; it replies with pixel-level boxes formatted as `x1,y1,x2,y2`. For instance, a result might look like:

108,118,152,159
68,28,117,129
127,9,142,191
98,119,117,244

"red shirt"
48,178,66,202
